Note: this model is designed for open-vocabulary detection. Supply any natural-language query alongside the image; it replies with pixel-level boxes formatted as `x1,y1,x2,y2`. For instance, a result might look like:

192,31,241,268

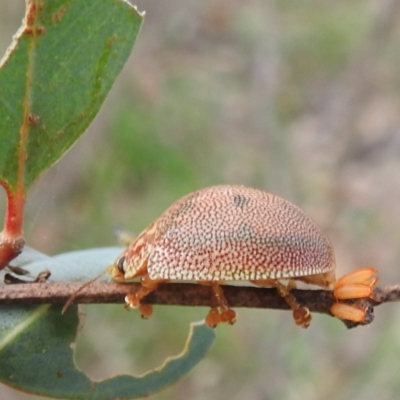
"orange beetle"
111,185,377,328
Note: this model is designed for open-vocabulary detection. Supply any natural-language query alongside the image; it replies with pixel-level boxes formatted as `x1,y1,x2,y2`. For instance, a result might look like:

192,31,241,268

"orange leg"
125,274,166,319
330,267,378,324
205,307,222,327
253,279,311,328
201,282,236,328
275,281,312,329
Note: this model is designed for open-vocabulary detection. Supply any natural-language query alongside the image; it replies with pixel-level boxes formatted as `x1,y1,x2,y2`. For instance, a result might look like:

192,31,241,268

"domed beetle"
111,185,378,328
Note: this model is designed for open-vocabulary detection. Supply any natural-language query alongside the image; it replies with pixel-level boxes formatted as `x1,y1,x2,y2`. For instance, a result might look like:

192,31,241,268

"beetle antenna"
62,266,112,314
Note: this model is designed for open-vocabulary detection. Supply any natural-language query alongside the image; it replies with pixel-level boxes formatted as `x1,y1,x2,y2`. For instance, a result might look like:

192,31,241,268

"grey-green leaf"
2,246,216,398
14,246,124,282
0,304,216,399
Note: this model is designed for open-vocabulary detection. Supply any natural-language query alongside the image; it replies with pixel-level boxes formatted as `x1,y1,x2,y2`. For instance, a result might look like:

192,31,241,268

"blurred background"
1,0,400,399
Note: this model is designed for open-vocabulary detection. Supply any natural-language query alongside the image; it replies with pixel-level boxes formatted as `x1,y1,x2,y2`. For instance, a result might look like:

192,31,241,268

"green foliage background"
1,0,400,399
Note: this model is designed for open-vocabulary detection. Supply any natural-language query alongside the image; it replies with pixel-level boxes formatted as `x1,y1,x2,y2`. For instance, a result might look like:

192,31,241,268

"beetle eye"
117,256,126,274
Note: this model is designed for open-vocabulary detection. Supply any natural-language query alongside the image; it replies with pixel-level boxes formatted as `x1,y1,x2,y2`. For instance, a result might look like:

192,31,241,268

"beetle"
111,185,378,328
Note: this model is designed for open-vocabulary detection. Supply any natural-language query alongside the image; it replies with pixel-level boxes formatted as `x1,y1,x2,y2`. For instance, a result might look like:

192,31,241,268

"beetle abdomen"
148,185,335,281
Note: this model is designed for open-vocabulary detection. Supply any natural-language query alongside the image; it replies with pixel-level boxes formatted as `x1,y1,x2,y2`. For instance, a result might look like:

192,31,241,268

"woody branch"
0,281,397,328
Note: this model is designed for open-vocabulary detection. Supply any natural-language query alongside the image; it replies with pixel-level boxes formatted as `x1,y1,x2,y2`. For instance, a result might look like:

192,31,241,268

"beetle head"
111,221,157,281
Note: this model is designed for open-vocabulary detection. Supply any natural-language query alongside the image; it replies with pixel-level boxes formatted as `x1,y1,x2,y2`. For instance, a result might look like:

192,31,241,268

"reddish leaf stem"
0,182,25,269
1,183,25,237
0,1,41,268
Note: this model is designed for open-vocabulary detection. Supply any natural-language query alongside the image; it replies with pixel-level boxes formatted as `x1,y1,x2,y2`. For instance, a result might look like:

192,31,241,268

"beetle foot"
201,283,237,327
204,307,236,327
125,294,140,308
124,276,160,317
139,304,153,319
275,280,312,328
220,309,236,325
205,307,221,328
293,307,312,328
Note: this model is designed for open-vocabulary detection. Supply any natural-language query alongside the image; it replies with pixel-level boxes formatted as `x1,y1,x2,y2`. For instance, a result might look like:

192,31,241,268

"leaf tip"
131,3,146,18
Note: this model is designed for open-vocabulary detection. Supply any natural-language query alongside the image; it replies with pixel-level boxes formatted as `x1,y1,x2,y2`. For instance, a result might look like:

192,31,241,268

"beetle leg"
252,279,311,327
211,283,236,324
125,274,166,319
201,282,236,327
275,280,312,328
205,307,222,328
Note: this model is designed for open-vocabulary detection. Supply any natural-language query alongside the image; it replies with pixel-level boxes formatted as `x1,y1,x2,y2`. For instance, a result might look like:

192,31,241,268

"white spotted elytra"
112,185,378,328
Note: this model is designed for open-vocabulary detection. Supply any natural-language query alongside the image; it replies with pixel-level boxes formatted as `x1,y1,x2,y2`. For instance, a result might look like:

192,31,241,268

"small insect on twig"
105,185,379,328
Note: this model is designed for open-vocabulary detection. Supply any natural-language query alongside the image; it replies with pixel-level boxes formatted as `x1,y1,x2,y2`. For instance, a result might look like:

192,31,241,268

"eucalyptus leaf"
0,305,216,399
12,246,124,282
0,0,143,192
1,246,216,398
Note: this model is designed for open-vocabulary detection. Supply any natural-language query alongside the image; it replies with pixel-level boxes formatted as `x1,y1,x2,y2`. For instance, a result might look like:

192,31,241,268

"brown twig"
0,281,397,328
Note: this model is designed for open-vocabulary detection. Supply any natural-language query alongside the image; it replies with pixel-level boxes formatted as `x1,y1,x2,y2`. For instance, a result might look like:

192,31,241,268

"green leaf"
0,305,215,399
0,0,143,192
